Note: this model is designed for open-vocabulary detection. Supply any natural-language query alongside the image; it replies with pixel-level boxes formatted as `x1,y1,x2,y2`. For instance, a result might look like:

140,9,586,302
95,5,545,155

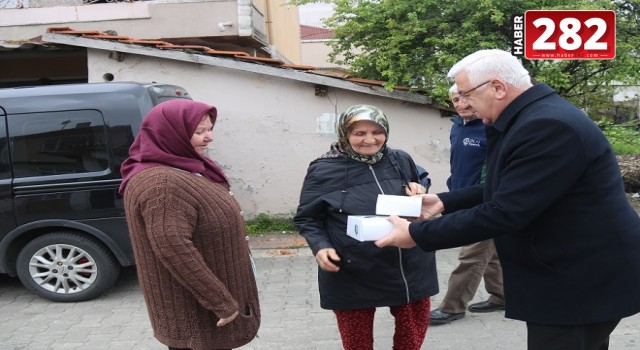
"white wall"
87,49,452,217
300,40,341,69
0,1,237,40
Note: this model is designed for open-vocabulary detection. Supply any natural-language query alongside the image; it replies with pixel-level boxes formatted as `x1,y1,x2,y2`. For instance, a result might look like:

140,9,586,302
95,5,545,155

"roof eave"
41,32,432,106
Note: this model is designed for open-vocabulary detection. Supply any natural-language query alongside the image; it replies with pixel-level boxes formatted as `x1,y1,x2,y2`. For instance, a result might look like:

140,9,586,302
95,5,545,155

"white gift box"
346,195,421,242
375,194,421,217
346,215,394,242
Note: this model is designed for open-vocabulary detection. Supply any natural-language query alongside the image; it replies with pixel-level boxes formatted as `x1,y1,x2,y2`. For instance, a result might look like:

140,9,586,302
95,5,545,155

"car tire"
16,231,121,302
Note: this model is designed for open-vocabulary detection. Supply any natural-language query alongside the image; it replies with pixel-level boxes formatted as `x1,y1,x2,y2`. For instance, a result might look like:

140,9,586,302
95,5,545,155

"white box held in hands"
346,215,393,242
375,194,421,217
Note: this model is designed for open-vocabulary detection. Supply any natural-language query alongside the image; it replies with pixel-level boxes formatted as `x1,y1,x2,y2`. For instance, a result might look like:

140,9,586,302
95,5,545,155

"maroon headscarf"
118,99,229,194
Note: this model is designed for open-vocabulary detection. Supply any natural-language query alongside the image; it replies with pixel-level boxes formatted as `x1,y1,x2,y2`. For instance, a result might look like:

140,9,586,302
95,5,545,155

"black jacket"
295,148,438,310
409,84,640,325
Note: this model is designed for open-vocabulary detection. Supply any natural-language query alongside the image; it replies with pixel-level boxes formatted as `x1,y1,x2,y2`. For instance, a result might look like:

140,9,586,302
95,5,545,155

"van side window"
0,116,9,180
8,110,109,178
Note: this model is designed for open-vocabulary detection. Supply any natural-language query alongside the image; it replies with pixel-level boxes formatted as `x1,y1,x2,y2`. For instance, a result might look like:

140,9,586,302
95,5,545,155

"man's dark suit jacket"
409,83,640,325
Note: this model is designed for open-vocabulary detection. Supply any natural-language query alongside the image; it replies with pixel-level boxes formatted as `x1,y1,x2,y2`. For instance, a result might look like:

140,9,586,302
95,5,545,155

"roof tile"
204,48,250,57
84,34,132,40
117,39,172,46
281,64,315,71
309,70,351,79
234,55,284,65
300,25,334,40
36,26,418,93
47,27,102,36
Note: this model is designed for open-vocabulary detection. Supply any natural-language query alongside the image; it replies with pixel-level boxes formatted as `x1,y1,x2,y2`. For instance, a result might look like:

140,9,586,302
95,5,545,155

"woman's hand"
404,181,428,196
315,248,341,272
217,310,239,327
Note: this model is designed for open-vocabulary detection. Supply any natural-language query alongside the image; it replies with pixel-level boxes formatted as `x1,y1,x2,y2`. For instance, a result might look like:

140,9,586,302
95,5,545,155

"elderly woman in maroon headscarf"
119,99,260,350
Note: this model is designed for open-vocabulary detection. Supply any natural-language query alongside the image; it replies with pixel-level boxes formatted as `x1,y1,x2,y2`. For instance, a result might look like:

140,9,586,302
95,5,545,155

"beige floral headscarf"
319,104,389,164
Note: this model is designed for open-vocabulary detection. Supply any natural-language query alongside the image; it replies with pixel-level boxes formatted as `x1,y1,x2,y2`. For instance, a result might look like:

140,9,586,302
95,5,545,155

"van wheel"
16,232,121,302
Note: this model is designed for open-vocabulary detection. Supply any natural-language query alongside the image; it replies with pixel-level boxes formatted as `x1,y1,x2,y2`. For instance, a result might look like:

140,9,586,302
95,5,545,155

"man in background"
430,85,504,325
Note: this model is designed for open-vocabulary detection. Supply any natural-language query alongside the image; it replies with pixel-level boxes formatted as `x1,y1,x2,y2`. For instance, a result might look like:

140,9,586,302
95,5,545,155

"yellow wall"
254,0,301,64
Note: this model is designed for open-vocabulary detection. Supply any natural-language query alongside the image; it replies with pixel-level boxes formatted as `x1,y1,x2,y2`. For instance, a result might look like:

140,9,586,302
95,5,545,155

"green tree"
293,0,640,114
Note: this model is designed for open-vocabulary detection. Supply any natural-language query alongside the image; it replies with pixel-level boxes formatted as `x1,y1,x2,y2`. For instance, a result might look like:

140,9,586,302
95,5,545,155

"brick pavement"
0,236,639,350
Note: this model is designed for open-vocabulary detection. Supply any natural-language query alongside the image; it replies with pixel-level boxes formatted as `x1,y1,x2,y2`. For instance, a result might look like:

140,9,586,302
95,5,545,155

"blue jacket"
295,148,438,310
409,84,640,325
447,117,486,190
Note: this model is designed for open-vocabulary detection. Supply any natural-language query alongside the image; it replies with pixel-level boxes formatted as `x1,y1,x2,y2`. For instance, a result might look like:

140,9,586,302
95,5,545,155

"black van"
0,82,191,302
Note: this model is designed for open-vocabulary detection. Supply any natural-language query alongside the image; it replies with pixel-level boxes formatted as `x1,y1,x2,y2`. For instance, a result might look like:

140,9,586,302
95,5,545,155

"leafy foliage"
292,0,640,114
245,213,297,234
598,119,640,155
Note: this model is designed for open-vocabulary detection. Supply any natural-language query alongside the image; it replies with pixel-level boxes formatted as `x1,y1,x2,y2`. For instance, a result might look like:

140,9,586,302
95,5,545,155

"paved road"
1,246,639,350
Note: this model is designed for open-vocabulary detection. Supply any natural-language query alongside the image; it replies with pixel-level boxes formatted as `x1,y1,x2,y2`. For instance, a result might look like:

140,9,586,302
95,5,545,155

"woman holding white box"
294,104,439,350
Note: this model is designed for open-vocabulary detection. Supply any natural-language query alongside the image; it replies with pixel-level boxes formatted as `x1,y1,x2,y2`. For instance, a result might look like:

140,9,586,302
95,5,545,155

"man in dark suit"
376,49,640,349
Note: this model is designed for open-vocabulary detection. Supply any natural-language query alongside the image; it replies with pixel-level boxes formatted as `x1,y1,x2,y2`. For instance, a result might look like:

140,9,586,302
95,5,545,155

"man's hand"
375,215,417,249
315,248,341,272
419,194,445,220
217,310,239,327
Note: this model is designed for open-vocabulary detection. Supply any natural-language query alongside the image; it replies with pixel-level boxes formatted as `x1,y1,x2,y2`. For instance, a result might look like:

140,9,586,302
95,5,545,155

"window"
8,110,109,178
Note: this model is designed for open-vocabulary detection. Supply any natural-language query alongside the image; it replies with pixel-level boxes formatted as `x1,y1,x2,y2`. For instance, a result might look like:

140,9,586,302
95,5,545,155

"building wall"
86,49,452,217
254,0,301,64
1,0,302,65
0,1,237,40
300,40,341,69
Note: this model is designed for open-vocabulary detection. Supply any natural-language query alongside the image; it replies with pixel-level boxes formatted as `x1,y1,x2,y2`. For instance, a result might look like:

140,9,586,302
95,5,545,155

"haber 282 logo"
512,10,616,60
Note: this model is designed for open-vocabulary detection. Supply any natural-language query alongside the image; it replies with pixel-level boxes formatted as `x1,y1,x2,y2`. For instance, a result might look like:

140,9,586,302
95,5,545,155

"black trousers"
527,319,621,350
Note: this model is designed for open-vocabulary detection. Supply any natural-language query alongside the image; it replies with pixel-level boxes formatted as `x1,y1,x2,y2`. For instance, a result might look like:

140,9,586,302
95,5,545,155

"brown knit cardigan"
123,166,260,349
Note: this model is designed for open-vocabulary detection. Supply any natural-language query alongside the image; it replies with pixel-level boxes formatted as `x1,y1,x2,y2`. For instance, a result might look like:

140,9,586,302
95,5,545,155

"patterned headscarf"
118,99,229,194
320,104,389,164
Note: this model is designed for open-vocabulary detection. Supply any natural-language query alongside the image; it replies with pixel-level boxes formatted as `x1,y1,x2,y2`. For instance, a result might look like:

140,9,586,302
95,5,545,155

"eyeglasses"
458,80,491,102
